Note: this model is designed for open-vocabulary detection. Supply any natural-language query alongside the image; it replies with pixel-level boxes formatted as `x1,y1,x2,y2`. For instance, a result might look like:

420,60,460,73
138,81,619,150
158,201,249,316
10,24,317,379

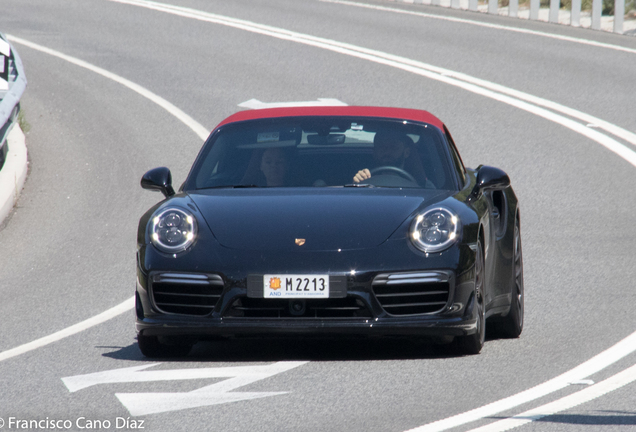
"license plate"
263,274,329,298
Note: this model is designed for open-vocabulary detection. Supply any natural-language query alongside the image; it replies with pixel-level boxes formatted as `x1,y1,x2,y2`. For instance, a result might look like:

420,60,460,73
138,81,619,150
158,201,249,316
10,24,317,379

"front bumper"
135,269,479,339
137,314,477,338
135,237,479,339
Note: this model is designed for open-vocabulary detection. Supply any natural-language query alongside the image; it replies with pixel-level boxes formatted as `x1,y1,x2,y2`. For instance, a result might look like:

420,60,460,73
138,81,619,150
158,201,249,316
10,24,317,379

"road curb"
0,125,28,226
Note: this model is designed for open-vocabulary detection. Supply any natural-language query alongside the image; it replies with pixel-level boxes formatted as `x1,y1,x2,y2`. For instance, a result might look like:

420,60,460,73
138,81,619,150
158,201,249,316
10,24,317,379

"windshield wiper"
343,183,375,188
198,184,260,190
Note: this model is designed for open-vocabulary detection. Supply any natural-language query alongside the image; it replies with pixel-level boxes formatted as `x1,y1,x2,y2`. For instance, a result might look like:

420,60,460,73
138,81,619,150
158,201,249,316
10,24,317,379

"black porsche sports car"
135,106,523,357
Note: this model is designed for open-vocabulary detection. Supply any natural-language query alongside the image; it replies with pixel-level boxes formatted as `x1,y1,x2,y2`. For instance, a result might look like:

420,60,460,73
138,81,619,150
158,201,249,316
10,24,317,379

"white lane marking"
0,36,213,362
379,58,636,148
109,0,636,167
112,0,636,149
6,35,210,141
569,379,595,385
320,0,636,56
109,0,636,158
64,361,308,416
370,58,636,148
405,331,636,432
466,362,636,432
0,297,134,362
238,98,348,109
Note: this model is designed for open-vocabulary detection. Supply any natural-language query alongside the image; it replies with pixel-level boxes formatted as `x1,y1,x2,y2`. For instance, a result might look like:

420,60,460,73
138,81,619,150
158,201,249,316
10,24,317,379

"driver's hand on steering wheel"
353,169,371,183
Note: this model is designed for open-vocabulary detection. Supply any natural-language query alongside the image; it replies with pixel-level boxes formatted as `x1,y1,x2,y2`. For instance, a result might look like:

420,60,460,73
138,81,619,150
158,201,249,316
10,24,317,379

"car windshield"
185,116,458,190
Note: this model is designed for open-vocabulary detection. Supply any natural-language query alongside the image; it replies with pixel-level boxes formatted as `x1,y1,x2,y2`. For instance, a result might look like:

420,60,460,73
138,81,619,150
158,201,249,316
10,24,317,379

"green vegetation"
17,109,30,134
558,0,636,15
498,0,636,15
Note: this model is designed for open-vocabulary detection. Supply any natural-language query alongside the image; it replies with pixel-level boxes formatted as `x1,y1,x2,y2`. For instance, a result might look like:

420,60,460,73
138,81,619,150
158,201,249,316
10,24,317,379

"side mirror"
141,167,175,198
470,166,510,200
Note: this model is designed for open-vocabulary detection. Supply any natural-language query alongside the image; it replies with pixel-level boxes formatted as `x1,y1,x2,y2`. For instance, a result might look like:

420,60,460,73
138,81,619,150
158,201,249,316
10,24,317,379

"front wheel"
137,334,193,358
455,240,486,355
496,219,524,338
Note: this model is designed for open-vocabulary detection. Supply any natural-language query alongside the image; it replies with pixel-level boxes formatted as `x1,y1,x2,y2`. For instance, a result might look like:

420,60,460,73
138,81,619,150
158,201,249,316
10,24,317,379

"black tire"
137,334,193,358
455,240,486,355
497,220,524,338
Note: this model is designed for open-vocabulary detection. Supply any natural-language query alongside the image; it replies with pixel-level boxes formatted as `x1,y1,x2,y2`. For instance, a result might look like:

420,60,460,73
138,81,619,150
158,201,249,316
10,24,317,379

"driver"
353,131,413,183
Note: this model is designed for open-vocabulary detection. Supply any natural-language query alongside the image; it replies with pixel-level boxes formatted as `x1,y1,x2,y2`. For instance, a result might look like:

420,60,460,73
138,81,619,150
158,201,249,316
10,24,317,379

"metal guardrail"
0,33,27,170
410,0,632,34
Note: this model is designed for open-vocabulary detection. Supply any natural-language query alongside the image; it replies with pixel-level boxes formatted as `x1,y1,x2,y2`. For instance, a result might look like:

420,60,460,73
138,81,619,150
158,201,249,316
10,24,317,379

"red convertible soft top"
214,106,445,130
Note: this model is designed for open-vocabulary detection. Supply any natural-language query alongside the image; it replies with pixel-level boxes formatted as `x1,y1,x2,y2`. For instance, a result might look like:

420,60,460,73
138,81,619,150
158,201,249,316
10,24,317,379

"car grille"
372,271,450,316
150,272,224,316
224,296,372,319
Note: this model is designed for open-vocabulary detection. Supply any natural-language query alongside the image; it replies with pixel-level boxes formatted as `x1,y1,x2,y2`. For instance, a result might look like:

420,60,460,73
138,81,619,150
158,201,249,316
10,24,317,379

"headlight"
410,207,460,253
150,207,197,253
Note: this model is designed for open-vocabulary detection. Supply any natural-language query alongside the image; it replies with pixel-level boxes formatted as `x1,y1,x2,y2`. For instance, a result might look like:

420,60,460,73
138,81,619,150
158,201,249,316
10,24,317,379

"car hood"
189,189,451,252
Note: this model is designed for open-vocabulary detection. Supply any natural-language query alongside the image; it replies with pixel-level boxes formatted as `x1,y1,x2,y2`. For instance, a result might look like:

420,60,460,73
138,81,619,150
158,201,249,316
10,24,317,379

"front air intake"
150,272,224,316
372,271,451,316
224,296,372,319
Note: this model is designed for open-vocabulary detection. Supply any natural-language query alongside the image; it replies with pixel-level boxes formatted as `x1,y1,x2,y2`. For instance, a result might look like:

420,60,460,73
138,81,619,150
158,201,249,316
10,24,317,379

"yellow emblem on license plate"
269,277,282,290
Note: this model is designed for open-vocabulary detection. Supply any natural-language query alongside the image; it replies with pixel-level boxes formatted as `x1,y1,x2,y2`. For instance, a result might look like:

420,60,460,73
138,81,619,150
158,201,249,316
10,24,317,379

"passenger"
260,147,290,187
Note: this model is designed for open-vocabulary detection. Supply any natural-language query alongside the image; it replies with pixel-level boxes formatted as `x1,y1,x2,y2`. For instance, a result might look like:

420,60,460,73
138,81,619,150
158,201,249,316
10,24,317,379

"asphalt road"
1,1,635,431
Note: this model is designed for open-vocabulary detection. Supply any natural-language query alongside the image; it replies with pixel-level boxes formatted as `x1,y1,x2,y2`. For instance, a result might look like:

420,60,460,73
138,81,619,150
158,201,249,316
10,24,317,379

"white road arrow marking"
62,361,308,416
238,98,347,109
118,390,288,416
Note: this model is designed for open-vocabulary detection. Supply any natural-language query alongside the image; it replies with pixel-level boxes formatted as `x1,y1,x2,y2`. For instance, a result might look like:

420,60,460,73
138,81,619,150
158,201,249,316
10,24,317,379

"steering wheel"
370,166,417,183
